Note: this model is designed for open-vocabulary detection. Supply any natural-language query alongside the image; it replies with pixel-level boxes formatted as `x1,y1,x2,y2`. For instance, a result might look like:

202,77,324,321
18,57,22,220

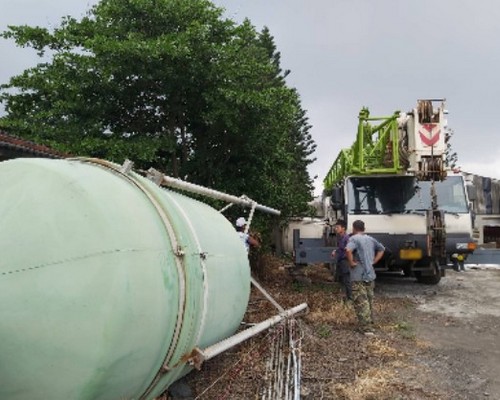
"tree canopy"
0,0,316,222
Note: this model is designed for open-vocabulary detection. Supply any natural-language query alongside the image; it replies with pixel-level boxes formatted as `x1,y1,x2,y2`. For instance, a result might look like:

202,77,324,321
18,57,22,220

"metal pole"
201,303,308,361
147,168,281,216
251,276,285,313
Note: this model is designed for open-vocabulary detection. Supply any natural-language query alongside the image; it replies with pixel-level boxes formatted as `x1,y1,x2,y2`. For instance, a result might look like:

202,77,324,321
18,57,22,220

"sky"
1,0,500,194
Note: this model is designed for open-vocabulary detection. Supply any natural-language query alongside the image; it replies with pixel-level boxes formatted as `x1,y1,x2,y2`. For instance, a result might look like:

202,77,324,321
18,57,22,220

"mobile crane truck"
299,99,476,284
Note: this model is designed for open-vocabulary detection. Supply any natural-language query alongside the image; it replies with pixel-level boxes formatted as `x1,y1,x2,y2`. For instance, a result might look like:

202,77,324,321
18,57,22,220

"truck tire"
415,260,442,285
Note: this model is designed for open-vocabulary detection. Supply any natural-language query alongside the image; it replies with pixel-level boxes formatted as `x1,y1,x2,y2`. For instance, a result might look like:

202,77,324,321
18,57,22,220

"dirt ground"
375,266,500,399
165,258,500,400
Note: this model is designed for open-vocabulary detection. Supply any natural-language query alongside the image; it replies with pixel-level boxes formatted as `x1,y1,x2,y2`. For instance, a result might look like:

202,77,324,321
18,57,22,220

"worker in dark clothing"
331,219,353,303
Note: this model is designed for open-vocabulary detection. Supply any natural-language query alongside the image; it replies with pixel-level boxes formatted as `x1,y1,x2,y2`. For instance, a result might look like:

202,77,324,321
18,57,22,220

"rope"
218,195,249,213
243,196,257,235
218,202,235,213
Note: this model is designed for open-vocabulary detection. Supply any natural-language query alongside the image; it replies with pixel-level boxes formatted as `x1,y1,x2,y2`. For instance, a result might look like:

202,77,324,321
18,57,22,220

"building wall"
463,172,500,245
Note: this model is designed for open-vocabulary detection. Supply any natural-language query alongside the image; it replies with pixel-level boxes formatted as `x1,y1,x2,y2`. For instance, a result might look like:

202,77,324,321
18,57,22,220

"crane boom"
324,99,448,191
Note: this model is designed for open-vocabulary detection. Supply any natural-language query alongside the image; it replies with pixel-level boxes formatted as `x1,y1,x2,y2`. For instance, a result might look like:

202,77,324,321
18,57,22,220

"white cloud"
460,152,500,181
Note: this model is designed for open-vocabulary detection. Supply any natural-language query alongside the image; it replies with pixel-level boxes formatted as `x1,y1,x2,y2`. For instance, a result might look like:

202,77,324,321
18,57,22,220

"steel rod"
201,303,308,361
147,168,281,216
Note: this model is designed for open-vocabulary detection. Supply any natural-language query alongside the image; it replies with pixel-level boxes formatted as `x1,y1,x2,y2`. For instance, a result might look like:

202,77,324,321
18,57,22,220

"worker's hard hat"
236,217,247,227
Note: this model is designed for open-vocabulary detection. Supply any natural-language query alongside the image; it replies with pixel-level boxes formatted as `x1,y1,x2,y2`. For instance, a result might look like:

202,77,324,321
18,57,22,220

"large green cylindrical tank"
0,158,251,399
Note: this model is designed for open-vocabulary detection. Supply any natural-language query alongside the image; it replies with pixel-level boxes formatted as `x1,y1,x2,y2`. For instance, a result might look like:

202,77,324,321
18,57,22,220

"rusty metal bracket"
146,167,164,186
175,246,185,257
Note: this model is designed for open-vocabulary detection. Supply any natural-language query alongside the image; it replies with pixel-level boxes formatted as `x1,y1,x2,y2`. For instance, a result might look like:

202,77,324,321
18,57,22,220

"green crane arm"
323,107,405,191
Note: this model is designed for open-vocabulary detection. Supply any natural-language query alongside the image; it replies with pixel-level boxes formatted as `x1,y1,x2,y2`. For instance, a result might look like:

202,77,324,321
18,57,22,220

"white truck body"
331,172,475,272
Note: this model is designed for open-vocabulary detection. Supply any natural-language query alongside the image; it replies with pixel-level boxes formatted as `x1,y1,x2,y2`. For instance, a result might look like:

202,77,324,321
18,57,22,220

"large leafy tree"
0,0,315,222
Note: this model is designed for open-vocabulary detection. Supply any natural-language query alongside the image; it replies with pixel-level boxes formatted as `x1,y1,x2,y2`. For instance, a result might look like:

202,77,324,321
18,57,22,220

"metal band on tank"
159,190,209,346
70,158,187,392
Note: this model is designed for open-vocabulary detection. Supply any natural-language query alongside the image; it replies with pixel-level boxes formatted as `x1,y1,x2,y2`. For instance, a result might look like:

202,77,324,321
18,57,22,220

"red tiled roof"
0,131,68,159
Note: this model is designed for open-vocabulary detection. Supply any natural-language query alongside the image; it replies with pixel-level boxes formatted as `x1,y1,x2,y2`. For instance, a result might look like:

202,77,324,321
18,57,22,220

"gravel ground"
163,259,500,400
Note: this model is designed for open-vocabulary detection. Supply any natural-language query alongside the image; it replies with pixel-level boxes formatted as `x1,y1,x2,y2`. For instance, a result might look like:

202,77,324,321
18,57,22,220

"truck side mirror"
466,184,477,202
330,187,343,210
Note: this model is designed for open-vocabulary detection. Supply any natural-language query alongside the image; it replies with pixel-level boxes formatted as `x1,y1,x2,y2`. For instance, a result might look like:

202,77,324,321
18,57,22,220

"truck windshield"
347,176,468,214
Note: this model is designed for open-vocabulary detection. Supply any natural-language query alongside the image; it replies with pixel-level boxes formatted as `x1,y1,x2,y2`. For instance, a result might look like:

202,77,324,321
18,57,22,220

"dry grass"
367,338,406,359
331,366,399,400
330,359,441,400
305,301,356,325
174,258,449,400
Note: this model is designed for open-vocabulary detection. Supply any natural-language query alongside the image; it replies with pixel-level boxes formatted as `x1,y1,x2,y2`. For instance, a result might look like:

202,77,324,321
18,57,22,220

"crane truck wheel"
415,260,442,285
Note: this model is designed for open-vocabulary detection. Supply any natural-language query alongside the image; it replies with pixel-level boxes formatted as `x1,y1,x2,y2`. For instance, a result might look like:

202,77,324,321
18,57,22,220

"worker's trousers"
351,280,375,330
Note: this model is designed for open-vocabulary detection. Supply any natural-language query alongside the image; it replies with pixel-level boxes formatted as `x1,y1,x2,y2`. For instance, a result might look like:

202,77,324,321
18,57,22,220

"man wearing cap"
235,217,260,253
345,219,385,333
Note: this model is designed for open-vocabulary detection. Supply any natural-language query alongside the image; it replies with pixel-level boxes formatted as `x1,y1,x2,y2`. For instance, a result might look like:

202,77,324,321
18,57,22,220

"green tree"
0,0,315,225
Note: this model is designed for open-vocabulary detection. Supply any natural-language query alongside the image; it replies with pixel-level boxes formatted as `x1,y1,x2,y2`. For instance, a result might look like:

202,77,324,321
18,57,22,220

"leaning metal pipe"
251,276,285,313
201,303,308,361
147,168,281,216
